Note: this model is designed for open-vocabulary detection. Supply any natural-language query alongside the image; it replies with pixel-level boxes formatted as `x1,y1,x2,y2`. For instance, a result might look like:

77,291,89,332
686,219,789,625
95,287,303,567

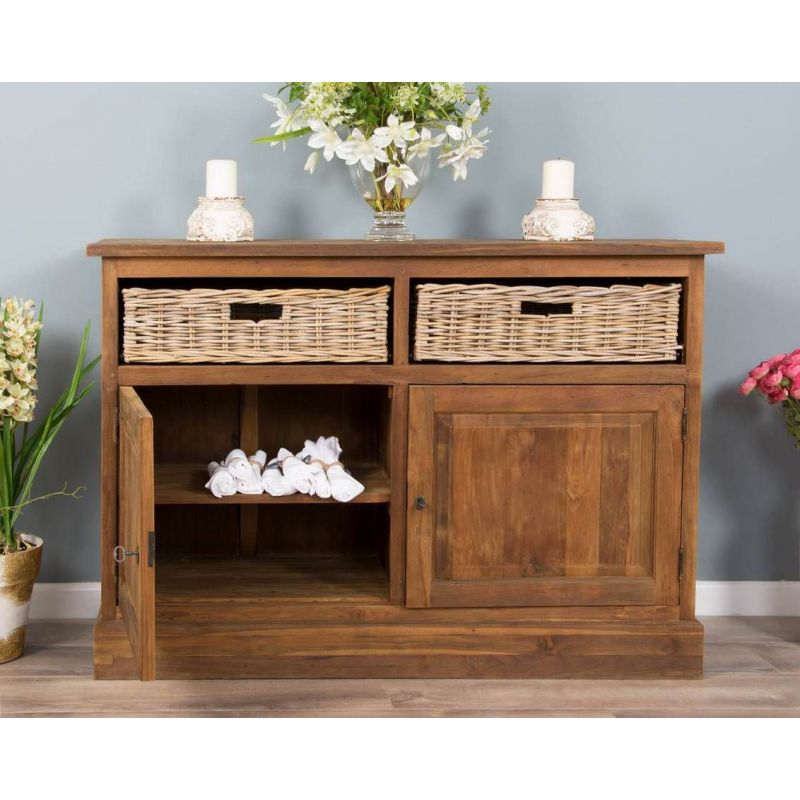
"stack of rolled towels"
204,436,365,503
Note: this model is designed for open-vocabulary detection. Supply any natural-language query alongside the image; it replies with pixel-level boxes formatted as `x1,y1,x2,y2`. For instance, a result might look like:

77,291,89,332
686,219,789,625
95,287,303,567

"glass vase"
349,151,431,241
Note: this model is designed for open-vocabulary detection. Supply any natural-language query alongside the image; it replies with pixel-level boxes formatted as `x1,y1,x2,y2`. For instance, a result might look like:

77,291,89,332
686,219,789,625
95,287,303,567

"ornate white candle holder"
187,196,254,242
521,198,595,242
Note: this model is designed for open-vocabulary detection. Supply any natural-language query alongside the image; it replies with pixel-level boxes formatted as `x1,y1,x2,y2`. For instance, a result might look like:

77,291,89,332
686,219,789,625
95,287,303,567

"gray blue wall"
1,83,798,582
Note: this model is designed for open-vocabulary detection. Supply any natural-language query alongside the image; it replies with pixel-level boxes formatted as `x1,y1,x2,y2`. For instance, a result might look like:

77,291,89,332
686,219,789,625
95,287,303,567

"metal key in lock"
113,545,139,564
113,532,156,566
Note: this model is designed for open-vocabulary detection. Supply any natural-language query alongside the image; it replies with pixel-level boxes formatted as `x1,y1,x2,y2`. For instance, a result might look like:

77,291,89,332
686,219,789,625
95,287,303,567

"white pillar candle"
205,159,238,198
541,159,575,199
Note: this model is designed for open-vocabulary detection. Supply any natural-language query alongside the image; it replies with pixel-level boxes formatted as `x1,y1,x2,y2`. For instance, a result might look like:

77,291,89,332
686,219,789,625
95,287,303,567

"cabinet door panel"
118,387,156,680
407,385,684,608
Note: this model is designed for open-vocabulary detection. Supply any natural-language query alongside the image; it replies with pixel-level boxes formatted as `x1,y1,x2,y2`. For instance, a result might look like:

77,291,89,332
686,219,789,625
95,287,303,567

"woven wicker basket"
122,286,390,363
413,283,682,363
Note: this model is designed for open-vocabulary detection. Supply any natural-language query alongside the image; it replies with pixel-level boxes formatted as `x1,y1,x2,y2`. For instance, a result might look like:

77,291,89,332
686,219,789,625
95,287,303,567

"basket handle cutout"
230,303,284,322
520,301,574,317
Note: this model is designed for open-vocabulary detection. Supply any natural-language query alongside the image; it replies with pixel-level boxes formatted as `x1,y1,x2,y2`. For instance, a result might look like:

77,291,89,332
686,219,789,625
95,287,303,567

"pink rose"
750,361,771,380
757,381,774,398
790,348,800,358
769,353,787,367
790,379,800,400
768,388,789,404
739,376,757,395
761,370,784,391
784,363,800,380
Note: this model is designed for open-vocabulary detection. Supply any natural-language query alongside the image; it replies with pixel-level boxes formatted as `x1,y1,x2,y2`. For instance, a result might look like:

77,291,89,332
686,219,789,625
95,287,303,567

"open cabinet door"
118,387,156,680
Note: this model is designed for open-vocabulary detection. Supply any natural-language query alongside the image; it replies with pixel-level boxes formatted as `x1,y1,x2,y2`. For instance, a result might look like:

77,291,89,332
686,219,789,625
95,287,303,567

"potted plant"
739,349,800,447
256,82,491,241
0,297,98,663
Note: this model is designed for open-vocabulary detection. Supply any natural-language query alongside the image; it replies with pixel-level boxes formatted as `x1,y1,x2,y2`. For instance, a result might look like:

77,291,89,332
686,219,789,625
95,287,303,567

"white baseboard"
27,580,800,620
695,581,800,616
30,582,101,620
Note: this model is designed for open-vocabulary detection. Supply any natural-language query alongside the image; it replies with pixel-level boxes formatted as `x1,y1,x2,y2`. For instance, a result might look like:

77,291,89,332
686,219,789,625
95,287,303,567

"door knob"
414,496,427,510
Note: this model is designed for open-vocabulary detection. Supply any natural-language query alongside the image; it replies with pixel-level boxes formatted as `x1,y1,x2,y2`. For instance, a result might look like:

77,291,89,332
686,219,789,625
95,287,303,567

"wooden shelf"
119,363,689,386
155,463,391,505
156,556,389,605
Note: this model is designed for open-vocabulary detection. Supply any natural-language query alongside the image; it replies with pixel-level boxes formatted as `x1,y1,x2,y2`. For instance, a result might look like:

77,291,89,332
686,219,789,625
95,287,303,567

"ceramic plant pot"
0,534,43,664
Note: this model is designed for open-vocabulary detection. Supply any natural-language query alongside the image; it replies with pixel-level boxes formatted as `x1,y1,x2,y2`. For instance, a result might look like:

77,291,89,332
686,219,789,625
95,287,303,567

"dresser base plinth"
93,610,704,680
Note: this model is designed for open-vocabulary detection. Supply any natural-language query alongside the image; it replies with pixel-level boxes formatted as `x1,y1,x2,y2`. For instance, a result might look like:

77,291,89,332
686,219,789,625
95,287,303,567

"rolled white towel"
326,463,365,503
278,447,314,495
298,440,332,499
235,460,264,495
319,436,364,503
249,450,267,476
262,455,297,497
224,448,253,481
205,461,237,498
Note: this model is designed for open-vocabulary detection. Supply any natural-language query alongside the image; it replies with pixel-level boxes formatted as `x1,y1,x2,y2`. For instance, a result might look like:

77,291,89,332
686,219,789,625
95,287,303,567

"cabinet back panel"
257,385,390,469
256,505,388,561
155,505,240,558
138,386,240,463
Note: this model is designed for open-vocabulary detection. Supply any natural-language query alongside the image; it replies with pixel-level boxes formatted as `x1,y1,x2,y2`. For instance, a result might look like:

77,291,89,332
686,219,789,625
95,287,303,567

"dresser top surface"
87,239,725,258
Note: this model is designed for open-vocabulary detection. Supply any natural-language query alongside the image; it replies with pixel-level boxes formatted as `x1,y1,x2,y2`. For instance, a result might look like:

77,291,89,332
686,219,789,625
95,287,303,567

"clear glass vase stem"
364,211,414,241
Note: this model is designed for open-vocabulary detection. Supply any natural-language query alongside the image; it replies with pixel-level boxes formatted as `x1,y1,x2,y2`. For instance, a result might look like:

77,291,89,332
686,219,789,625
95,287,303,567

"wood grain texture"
113,256,700,281
255,504,388,560
406,387,435,607
137,385,240,462
91,615,705,680
255,384,389,466
156,557,388,605
99,259,118,619
154,602,681,626
87,239,725,257
117,388,156,680
119,363,689,386
388,383,408,603
407,386,684,608
680,258,705,619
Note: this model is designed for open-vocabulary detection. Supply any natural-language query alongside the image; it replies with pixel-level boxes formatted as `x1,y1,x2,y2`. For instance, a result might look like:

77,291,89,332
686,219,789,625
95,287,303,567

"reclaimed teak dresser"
87,239,723,680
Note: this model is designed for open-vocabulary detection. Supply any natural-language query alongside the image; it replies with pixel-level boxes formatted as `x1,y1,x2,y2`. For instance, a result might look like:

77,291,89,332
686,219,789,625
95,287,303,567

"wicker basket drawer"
413,282,682,363
122,286,390,363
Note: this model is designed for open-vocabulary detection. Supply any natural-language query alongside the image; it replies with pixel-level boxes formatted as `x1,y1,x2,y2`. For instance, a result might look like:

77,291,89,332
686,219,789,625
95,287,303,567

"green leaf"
3,319,99,538
253,126,311,145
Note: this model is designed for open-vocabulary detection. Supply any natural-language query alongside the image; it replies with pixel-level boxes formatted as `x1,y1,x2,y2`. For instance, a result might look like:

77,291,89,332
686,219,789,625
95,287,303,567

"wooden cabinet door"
118,387,156,680
407,385,684,609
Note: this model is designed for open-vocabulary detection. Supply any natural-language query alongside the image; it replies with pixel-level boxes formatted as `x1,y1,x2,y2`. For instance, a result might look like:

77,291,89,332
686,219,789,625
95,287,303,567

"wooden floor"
2,617,800,717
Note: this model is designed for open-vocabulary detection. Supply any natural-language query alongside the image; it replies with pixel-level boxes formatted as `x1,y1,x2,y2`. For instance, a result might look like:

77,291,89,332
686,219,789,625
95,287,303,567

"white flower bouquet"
256,82,491,239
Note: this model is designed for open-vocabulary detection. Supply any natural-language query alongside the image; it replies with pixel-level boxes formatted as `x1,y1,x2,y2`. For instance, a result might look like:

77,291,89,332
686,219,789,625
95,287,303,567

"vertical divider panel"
388,381,407,603
100,258,119,619
389,271,410,602
392,271,410,365
239,386,260,557
680,257,705,619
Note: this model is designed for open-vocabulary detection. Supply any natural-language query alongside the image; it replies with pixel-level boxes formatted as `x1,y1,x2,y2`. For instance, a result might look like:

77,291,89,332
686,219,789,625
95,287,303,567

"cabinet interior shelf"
154,463,391,505
156,556,388,605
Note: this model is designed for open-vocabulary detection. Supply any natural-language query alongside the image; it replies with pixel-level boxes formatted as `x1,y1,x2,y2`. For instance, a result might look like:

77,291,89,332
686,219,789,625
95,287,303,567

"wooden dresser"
87,239,723,680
